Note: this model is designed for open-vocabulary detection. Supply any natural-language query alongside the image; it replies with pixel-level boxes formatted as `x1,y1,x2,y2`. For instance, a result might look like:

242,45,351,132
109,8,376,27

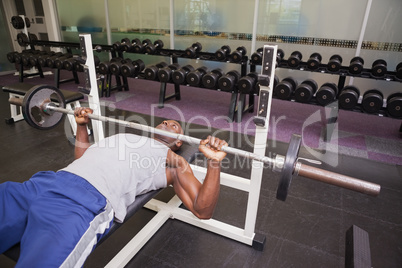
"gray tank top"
61,133,169,222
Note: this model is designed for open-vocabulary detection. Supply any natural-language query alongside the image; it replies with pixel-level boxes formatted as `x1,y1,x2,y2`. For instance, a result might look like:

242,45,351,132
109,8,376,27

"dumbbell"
274,77,298,100
315,83,338,106
339,86,360,110
112,38,130,52
133,39,152,53
306,53,322,70
28,51,50,66
327,55,343,72
361,89,383,114
287,51,302,68
13,50,31,64
202,68,224,89
21,51,39,66
218,70,241,92
294,79,318,103
6,51,19,63
215,45,231,61
46,53,69,68
276,49,285,67
386,93,402,118
186,66,208,87
230,46,247,63
98,57,123,75
121,59,145,77
63,55,81,71
38,52,62,67
11,16,25,29
250,47,263,65
185,42,203,58
110,58,132,76
54,54,73,69
237,72,259,94
28,33,38,43
145,40,164,54
157,63,180,82
172,65,195,84
396,62,402,79
349,56,364,74
371,59,387,77
144,62,169,80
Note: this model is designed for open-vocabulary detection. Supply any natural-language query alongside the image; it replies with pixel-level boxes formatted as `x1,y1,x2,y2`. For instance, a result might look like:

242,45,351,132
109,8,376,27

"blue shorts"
0,171,114,267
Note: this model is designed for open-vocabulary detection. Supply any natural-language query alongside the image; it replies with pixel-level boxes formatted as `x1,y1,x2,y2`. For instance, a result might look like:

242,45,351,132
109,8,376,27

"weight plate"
276,134,302,201
11,16,25,29
339,86,360,110
387,96,402,118
316,84,337,106
17,33,29,46
22,85,66,130
295,80,317,103
362,92,383,114
396,62,402,79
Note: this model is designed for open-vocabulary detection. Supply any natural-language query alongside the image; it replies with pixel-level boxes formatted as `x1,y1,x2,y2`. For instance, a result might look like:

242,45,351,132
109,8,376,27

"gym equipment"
349,57,364,74
144,62,169,80
339,86,360,110
11,84,381,199
274,77,298,100
275,49,285,67
306,53,322,70
38,52,62,67
6,51,19,63
121,59,145,78
250,47,264,65
237,72,259,94
17,33,29,46
327,55,343,72
287,51,302,68
230,46,247,63
157,63,180,83
361,89,383,114
185,42,203,58
110,58,133,76
11,16,25,29
316,83,338,106
186,66,208,87
386,93,402,118
98,57,123,75
172,65,195,85
371,59,387,77
215,45,231,61
294,79,318,103
202,68,224,89
28,51,51,66
133,39,152,53
345,225,372,268
112,38,132,52
396,62,402,79
54,54,73,69
218,70,241,92
145,40,164,54
46,53,67,68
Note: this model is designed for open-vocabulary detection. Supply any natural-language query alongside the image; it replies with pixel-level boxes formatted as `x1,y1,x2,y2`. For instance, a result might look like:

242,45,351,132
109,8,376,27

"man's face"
154,120,183,151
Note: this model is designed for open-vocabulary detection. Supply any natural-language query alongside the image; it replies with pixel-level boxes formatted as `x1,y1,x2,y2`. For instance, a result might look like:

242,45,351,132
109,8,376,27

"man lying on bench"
0,107,228,267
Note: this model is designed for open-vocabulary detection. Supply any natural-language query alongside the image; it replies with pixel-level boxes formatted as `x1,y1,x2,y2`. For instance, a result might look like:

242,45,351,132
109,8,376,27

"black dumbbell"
11,16,25,29
215,45,231,61
144,62,169,80
28,51,49,66
157,63,180,82
316,82,338,106
218,70,241,92
186,66,208,87
21,51,37,67
121,59,145,77
46,53,68,68
294,79,318,103
307,53,322,70
63,55,81,71
250,47,263,65
6,52,19,63
287,51,302,68
98,57,123,75
172,65,195,84
185,42,203,58
339,86,360,110
110,58,133,76
28,33,38,43
37,52,59,67
276,49,285,67
230,46,247,63
371,59,387,77
133,39,152,53
202,68,224,89
274,77,298,100
396,62,402,79
145,40,164,54
237,72,259,94
112,38,130,52
349,56,364,74
327,55,343,72
386,93,402,118
24,17,30,28
361,89,383,114
54,54,73,69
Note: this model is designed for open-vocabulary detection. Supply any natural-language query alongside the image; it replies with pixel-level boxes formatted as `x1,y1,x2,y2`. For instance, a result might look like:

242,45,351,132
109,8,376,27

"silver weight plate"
22,85,66,130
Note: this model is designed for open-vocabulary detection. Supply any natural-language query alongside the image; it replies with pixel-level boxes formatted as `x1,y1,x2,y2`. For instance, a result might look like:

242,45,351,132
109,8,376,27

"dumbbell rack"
249,53,402,141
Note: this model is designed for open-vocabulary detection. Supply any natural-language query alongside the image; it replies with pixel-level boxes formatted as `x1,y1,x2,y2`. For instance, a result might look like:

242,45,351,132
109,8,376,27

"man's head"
154,120,184,151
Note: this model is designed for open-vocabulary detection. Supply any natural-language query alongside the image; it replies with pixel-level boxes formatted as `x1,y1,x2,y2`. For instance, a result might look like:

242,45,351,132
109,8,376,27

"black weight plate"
316,85,336,106
295,81,316,103
276,134,302,201
17,33,29,46
22,85,66,130
387,96,402,118
11,16,25,29
339,87,359,110
362,92,383,114
396,62,402,79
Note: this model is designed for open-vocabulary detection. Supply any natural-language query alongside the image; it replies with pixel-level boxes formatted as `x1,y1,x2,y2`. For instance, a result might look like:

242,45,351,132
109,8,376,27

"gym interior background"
0,0,401,267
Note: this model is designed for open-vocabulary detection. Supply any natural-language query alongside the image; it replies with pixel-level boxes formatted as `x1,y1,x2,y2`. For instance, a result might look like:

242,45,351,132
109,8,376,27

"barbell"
9,85,381,201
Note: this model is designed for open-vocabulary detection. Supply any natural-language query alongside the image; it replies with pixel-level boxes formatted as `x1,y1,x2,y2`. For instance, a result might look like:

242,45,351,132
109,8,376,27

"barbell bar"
10,85,381,200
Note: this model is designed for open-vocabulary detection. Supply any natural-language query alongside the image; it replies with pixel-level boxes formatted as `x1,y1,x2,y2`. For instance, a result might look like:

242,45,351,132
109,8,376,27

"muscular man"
0,107,228,267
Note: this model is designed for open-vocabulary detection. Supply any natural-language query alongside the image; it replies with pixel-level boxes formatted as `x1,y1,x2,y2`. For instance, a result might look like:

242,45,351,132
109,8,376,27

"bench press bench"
3,142,200,263
2,83,84,135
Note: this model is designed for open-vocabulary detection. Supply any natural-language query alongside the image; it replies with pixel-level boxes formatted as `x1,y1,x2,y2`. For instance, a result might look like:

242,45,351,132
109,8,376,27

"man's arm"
74,107,93,159
166,136,227,219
